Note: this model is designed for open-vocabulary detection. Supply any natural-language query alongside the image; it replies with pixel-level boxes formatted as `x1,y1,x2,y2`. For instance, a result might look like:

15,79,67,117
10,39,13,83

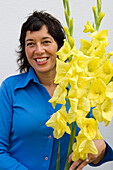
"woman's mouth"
35,57,49,64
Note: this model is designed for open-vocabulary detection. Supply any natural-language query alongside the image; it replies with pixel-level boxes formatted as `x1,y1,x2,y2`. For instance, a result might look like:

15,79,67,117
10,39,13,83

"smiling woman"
0,10,113,170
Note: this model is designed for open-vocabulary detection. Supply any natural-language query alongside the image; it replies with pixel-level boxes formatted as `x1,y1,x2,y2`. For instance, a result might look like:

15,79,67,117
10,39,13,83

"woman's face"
25,25,58,76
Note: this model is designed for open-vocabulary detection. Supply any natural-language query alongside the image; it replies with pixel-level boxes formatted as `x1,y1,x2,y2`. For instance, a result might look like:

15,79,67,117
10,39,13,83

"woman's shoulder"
2,72,28,85
0,72,28,92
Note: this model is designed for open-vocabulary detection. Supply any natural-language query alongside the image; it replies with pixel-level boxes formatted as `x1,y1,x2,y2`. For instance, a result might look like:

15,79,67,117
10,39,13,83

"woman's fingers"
69,159,83,170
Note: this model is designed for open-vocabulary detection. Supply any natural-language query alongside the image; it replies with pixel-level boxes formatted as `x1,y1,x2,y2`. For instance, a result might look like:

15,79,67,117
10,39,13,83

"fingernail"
69,168,73,170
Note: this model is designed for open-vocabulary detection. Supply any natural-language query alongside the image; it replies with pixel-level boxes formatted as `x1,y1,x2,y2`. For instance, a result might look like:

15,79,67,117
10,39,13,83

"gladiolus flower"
56,39,76,61
80,39,91,56
87,78,106,104
54,58,70,86
46,105,71,139
83,21,95,33
106,82,113,99
93,98,113,126
95,59,113,84
78,118,99,140
72,131,98,161
49,85,67,108
88,30,108,47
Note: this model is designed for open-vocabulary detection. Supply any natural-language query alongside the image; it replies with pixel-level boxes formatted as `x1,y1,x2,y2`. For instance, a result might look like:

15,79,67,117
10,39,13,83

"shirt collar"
14,67,40,91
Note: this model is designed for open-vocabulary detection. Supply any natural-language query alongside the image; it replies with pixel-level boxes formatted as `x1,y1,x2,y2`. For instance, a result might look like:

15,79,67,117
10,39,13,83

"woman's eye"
43,41,51,45
26,42,34,47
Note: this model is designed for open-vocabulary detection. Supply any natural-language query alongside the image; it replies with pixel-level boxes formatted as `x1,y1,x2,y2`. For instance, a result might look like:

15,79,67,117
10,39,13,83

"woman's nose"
34,44,45,55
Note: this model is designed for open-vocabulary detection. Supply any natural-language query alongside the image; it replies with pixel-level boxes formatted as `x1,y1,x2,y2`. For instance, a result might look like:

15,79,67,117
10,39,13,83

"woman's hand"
68,139,106,170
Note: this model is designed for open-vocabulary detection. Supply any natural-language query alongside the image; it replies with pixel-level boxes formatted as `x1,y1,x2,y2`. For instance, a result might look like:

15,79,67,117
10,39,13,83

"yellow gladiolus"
83,21,95,33
106,82,113,99
56,39,76,61
46,105,71,139
98,12,105,25
72,131,98,161
85,57,100,77
80,39,91,56
93,98,113,126
95,59,113,84
75,51,93,69
87,78,106,104
92,105,103,122
54,58,70,86
101,98,113,126
67,97,90,124
88,30,108,47
93,43,106,60
79,118,99,140
49,85,67,108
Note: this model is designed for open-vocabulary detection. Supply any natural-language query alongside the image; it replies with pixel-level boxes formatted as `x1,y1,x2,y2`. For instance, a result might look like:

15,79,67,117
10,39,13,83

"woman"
0,11,113,170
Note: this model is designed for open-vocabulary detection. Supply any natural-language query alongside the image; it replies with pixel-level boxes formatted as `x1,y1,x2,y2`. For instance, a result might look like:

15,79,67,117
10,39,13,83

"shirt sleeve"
0,81,28,170
89,141,113,167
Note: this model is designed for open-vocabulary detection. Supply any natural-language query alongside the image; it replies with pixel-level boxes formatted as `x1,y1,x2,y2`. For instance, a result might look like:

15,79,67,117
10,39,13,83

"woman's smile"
35,56,49,65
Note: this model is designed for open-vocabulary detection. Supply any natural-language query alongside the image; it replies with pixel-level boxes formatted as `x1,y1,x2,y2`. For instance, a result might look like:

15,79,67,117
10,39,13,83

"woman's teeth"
36,58,48,63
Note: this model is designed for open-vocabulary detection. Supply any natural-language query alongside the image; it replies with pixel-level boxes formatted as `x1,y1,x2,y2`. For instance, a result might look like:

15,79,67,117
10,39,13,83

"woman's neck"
36,70,57,97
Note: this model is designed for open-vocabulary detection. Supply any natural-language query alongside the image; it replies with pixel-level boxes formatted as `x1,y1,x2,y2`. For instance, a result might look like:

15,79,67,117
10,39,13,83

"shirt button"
48,135,52,139
45,157,48,160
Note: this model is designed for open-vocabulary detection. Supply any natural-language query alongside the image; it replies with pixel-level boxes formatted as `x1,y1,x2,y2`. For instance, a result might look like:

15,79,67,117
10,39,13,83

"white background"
0,0,113,169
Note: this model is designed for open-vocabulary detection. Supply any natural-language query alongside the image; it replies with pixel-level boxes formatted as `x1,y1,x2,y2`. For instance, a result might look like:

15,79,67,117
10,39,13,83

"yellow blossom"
92,105,103,122
101,98,113,126
98,12,105,25
85,57,100,77
77,97,90,114
93,98,113,126
106,82,113,99
95,59,113,84
46,105,71,139
76,52,93,69
87,38,100,56
49,85,67,108
68,75,93,99
68,86,86,99
93,43,106,60
67,98,78,123
80,39,91,56
54,58,70,86
72,131,98,161
78,118,99,140
67,97,90,124
87,78,106,104
92,6,97,19
56,39,77,61
83,21,95,33
88,30,108,47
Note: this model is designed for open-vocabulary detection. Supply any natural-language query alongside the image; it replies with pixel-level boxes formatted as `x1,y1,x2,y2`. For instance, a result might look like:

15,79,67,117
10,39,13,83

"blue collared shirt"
0,67,113,170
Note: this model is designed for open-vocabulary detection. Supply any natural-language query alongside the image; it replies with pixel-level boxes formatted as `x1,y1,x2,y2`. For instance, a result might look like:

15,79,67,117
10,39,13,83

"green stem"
64,122,76,170
56,140,60,170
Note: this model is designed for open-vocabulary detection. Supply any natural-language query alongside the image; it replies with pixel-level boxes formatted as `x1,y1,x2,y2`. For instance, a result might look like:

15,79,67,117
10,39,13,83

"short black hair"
17,11,66,73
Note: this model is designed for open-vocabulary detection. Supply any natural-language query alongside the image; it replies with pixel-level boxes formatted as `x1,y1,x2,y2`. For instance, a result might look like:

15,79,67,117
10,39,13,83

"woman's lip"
35,57,49,65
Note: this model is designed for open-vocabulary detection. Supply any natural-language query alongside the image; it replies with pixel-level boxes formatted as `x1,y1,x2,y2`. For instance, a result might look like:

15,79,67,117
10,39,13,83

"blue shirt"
0,67,113,170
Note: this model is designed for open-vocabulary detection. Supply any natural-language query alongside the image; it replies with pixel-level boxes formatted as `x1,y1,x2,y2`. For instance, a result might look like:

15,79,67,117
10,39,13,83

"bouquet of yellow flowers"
46,0,113,169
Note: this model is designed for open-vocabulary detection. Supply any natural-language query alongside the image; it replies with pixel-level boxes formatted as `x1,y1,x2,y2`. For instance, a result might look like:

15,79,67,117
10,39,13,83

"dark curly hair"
17,11,66,73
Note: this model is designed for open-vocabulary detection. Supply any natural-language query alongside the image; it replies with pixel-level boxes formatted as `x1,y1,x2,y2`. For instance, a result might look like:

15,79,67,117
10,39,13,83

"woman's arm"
0,81,28,170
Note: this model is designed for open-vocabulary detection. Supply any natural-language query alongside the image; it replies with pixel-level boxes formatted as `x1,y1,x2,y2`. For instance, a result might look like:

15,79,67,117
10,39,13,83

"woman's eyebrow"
25,39,34,42
42,37,52,40
25,37,52,42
